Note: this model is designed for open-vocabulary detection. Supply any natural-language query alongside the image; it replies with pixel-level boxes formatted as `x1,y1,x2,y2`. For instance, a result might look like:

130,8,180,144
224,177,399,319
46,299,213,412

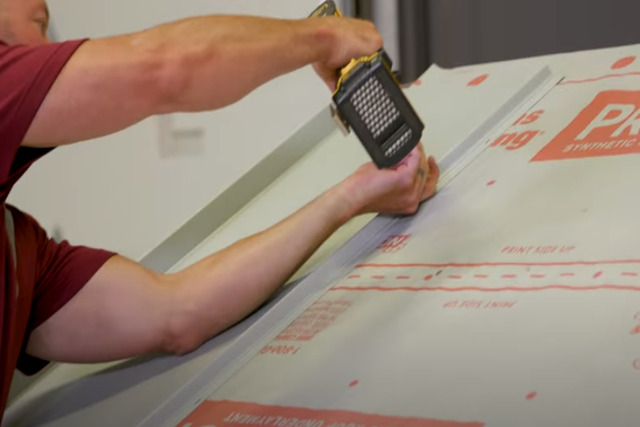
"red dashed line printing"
355,260,640,268
343,270,640,281
331,284,640,292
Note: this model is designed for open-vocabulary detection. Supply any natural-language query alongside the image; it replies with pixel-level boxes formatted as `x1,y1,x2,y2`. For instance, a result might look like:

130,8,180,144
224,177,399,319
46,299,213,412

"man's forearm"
164,177,359,354
25,148,436,362
24,13,380,147
162,151,440,355
136,15,333,113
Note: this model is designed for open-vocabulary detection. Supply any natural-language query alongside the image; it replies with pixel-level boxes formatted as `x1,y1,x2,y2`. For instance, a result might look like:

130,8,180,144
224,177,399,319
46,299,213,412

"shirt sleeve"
15,209,116,375
0,40,87,180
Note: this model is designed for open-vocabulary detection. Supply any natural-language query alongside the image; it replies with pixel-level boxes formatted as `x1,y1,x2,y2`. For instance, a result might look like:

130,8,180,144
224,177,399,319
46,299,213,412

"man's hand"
310,16,383,91
339,144,440,218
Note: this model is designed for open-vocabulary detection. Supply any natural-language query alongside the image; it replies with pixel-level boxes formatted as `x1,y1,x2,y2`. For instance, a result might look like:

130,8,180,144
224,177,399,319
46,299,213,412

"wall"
428,0,640,68
8,0,327,261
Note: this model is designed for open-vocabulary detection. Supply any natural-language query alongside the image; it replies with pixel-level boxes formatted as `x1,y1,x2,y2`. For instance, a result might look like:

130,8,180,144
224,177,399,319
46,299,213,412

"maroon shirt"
0,40,115,414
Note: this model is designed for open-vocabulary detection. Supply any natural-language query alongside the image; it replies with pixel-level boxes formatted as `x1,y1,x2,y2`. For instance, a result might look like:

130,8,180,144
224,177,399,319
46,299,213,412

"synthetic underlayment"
170,55,640,426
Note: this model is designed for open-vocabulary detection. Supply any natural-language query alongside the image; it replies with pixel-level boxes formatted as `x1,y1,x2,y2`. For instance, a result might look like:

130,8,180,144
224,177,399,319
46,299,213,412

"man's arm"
22,15,381,148
25,148,439,362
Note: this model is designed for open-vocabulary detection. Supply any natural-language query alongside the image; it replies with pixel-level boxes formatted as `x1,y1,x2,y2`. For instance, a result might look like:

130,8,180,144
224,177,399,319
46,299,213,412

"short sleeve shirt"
0,40,116,415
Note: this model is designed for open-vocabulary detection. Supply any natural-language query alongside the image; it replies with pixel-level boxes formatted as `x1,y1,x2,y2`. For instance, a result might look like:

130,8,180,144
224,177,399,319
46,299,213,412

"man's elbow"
163,329,203,356
161,300,205,356
158,276,224,356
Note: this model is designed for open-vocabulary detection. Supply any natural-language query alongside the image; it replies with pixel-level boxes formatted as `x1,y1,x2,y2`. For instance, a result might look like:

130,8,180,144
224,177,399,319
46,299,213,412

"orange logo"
532,90,640,161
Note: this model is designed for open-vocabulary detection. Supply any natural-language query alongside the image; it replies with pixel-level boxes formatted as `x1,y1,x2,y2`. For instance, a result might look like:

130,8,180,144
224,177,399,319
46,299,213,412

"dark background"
346,0,640,83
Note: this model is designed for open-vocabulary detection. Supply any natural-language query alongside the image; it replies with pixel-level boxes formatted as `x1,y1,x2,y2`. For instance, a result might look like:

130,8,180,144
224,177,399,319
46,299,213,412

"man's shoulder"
0,40,87,192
